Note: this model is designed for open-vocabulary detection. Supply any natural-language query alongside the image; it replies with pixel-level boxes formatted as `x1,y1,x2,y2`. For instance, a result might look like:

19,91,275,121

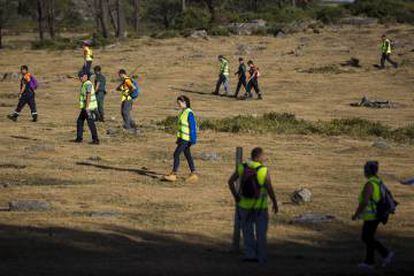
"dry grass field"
0,24,413,275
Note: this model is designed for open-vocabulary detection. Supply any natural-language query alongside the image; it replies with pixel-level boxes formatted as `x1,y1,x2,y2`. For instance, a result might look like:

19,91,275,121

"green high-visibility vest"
220,59,230,76
79,80,98,110
177,108,192,142
237,161,268,210
381,39,392,54
359,176,381,221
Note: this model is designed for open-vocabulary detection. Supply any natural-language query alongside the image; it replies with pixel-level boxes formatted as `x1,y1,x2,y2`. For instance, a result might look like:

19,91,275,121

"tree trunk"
0,25,3,49
99,0,109,38
47,0,55,39
182,0,186,12
37,0,44,41
291,0,296,6
206,0,215,24
115,0,126,38
132,0,139,34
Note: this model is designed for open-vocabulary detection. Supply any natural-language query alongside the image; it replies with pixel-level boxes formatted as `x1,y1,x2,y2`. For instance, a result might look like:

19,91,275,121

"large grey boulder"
9,200,50,211
190,30,209,40
291,188,312,204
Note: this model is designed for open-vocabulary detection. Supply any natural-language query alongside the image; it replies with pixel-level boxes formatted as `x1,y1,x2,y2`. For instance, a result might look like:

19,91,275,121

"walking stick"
232,147,243,252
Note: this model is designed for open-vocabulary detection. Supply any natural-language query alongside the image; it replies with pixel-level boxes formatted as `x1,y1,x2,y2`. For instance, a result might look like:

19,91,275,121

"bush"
208,26,230,36
349,0,414,24
157,112,414,144
150,30,181,39
316,6,347,24
31,38,78,50
175,7,210,30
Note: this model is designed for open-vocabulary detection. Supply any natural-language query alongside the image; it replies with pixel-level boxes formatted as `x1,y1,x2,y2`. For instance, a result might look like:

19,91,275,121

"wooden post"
232,147,243,252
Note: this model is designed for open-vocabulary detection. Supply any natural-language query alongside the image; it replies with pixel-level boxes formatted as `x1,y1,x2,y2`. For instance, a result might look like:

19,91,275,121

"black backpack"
376,181,398,225
241,164,263,199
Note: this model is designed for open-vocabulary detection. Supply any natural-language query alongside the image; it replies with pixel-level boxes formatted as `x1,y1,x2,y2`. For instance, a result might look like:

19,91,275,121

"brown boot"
163,173,177,182
185,173,199,183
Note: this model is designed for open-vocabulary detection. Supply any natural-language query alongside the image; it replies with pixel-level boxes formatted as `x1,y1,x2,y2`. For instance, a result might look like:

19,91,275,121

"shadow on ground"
0,222,412,276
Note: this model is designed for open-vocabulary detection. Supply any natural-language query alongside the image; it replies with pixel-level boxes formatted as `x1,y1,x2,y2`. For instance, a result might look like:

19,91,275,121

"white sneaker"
358,262,375,271
382,251,394,267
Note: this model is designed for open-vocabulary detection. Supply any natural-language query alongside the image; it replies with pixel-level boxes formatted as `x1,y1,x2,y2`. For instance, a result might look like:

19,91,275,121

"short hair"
218,55,224,59
78,70,89,79
94,65,101,72
247,60,254,65
364,161,379,176
119,69,127,75
177,95,191,108
238,57,244,61
20,65,29,71
251,147,263,160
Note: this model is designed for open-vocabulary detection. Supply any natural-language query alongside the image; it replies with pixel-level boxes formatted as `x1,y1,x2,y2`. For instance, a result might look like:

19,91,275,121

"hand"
272,203,279,214
352,213,359,221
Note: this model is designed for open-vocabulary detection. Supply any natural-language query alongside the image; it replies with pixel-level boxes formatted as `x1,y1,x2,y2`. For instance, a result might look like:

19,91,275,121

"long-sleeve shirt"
236,63,247,79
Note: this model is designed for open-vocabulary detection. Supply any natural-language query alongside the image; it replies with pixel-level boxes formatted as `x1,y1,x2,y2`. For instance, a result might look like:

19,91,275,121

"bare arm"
228,172,241,202
352,182,373,220
266,174,278,214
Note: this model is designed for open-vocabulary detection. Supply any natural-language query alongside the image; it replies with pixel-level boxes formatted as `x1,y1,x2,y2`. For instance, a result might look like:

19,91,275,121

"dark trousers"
361,220,389,264
247,78,261,96
235,77,247,97
380,53,398,68
76,109,98,141
173,139,195,173
83,61,92,76
214,74,230,95
121,100,136,129
15,91,37,116
96,91,105,121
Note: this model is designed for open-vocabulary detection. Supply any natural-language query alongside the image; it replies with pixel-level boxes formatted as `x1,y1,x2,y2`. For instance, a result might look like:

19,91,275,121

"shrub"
175,7,210,30
349,0,414,24
150,30,180,39
209,26,230,36
316,6,348,24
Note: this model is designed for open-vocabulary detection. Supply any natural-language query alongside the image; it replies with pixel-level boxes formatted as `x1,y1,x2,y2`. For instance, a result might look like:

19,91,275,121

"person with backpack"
228,147,278,263
245,60,262,100
213,55,231,96
7,65,38,122
234,57,247,99
82,40,94,76
93,65,106,122
73,71,99,145
116,69,139,132
352,161,395,270
380,34,398,69
163,95,198,183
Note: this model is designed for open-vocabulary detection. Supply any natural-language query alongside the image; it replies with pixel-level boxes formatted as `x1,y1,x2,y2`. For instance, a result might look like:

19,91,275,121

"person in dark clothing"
7,65,38,122
245,60,262,100
93,65,106,122
352,161,394,271
234,57,247,98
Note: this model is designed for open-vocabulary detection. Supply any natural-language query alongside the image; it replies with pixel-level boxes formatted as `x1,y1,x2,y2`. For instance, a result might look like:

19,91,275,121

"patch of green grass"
157,112,414,144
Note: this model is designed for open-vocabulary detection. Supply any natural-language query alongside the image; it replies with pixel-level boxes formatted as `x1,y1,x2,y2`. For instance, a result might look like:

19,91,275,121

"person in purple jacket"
164,95,198,183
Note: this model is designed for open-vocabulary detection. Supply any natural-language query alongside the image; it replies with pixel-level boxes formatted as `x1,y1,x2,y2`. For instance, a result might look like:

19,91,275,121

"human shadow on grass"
0,222,412,276
76,161,163,179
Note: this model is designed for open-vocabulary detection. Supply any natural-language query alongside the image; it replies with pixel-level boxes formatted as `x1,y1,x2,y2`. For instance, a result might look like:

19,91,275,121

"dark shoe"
89,140,100,145
393,63,399,69
71,139,83,143
32,114,38,122
258,95,263,100
7,114,18,122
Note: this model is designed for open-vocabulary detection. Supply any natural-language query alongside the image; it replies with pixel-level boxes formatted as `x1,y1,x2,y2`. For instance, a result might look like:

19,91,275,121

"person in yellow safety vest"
164,95,198,183
228,147,278,263
72,71,99,145
379,34,398,69
116,69,137,132
82,40,94,76
213,55,231,96
352,161,394,271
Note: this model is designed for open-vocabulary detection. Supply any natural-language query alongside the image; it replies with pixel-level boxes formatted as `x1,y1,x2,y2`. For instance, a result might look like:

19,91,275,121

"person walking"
82,40,94,76
163,95,198,183
245,60,262,100
228,147,278,263
234,57,247,99
213,55,231,96
73,71,99,145
93,65,106,122
7,65,38,122
380,34,398,69
352,161,394,271
116,69,137,132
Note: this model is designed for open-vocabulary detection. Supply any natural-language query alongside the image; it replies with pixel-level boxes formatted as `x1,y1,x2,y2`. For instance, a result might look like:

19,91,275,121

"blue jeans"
239,208,269,263
121,100,136,129
214,74,230,94
173,139,195,173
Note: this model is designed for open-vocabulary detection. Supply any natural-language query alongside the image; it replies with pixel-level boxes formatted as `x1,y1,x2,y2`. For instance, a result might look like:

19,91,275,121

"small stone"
190,30,209,40
291,188,312,204
88,156,102,161
198,152,221,161
372,138,390,150
106,127,118,136
9,200,50,211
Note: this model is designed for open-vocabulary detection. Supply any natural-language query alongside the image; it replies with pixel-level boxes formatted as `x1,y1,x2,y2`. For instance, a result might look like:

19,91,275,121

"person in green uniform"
93,65,106,122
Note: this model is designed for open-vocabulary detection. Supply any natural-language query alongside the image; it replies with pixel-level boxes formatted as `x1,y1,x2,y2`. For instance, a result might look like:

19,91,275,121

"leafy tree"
0,0,18,48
